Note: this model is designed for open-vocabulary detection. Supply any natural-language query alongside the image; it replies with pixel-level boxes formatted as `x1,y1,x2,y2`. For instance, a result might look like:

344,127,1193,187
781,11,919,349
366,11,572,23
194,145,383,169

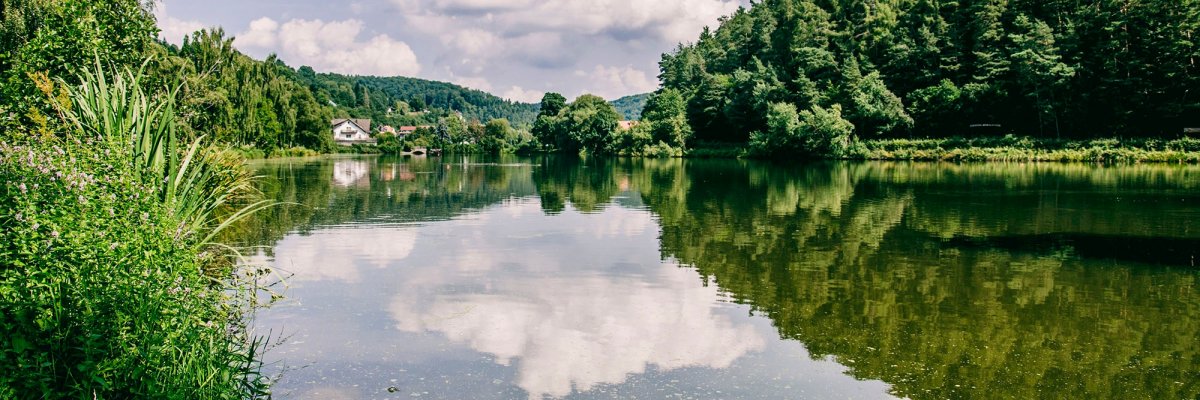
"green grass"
850,136,1200,163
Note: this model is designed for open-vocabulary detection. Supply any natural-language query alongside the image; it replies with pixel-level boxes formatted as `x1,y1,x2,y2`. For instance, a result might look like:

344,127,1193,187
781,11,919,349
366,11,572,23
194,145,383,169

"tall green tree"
532,92,567,147
559,94,621,154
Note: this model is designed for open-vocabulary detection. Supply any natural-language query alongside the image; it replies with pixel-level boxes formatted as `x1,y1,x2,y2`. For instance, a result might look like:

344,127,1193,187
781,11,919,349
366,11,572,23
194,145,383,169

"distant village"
332,118,428,146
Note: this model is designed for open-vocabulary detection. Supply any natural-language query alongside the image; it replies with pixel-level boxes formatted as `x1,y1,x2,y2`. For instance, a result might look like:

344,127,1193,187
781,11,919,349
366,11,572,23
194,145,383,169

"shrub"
0,140,270,399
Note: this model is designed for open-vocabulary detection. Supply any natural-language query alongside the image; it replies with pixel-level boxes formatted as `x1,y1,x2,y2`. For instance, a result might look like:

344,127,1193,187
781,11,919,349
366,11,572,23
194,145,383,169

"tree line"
640,0,1200,156
0,0,544,154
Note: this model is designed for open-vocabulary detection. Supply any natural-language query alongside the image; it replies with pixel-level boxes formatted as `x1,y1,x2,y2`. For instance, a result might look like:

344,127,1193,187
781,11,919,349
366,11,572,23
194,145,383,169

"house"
618,120,640,130
398,126,419,137
332,119,376,146
379,125,397,136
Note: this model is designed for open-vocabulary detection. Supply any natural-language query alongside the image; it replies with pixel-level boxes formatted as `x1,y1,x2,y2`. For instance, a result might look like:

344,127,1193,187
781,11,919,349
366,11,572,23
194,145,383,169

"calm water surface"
227,156,1200,400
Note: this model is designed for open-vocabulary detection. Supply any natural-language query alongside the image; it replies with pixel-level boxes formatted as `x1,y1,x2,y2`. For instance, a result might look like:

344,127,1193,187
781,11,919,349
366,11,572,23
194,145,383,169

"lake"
227,155,1200,400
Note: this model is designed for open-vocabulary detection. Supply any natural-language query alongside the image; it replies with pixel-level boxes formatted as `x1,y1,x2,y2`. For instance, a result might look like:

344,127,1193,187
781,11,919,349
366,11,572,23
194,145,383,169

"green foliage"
532,92,568,147
157,29,334,153
856,136,1200,163
641,88,693,148
0,0,157,120
751,103,854,157
0,138,271,399
535,94,623,155
907,79,962,135
610,93,650,120
560,94,621,154
844,71,912,136
58,61,273,246
480,118,515,154
299,73,539,128
643,0,1200,156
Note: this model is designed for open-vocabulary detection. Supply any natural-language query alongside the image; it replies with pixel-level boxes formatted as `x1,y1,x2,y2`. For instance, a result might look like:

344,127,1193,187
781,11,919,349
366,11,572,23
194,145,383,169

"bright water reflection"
229,156,1200,400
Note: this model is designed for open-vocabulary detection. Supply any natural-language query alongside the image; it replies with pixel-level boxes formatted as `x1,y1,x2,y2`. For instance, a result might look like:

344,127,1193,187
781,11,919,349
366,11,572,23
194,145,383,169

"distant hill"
610,93,650,120
297,70,540,127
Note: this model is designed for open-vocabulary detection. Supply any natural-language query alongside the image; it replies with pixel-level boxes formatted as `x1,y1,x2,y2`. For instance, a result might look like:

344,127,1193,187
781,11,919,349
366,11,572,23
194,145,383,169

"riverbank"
854,136,1200,163
678,136,1200,163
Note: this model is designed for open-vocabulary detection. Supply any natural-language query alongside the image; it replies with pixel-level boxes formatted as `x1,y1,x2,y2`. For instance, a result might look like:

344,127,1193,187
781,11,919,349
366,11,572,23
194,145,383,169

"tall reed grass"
59,60,275,247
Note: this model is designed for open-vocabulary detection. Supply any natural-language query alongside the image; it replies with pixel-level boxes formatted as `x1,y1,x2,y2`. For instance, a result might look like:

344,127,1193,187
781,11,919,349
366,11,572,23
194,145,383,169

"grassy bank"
854,136,1200,163
0,67,271,398
666,136,1200,163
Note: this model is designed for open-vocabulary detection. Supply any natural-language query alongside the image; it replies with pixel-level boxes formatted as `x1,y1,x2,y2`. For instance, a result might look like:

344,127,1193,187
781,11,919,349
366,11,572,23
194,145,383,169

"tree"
560,94,620,154
532,92,568,147
480,118,514,153
845,70,913,136
1,0,158,122
907,79,964,135
1008,15,1074,138
641,88,693,148
751,102,854,157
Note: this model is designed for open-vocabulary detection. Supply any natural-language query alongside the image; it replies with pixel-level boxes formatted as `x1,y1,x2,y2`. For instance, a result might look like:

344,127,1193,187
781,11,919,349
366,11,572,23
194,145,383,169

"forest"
1,7,541,156
641,0,1200,157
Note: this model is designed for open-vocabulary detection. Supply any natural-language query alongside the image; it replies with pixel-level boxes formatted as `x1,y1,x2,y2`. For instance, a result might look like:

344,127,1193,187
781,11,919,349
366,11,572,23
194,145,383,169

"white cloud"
575,64,658,100
393,0,740,43
270,227,418,283
389,0,738,97
501,86,544,103
237,17,279,49
153,2,205,45
236,17,421,77
447,75,494,92
386,204,765,399
441,28,500,57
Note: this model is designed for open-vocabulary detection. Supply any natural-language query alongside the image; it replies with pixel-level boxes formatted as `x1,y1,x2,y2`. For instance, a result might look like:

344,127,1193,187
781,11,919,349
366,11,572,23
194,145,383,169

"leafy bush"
268,146,321,158
0,62,273,399
0,140,269,399
751,103,855,157
1167,137,1200,152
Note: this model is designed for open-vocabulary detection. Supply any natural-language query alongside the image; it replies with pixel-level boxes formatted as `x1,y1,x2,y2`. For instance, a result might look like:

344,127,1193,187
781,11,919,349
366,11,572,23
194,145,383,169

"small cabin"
332,119,375,146
398,126,418,138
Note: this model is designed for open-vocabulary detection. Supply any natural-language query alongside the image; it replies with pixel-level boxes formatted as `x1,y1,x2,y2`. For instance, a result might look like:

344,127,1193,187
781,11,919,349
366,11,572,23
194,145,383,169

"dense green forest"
641,0,1200,156
300,72,540,128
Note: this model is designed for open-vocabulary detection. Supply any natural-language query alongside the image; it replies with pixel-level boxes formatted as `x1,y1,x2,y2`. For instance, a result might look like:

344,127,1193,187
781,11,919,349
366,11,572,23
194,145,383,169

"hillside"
300,72,540,127
610,93,651,120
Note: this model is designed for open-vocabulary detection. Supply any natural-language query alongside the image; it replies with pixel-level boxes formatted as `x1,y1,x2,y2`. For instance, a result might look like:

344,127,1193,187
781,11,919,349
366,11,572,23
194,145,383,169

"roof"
618,120,640,130
332,118,372,132
398,126,418,131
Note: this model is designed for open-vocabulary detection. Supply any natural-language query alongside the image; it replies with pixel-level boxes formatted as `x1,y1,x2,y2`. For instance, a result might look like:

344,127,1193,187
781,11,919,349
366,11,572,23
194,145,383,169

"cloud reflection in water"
387,200,765,399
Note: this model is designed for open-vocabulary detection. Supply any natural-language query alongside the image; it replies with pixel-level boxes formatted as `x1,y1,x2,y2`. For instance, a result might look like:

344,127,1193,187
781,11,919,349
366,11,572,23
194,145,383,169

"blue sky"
155,0,748,103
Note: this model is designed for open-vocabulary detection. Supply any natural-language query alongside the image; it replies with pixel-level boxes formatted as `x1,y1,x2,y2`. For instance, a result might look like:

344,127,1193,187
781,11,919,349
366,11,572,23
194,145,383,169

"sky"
154,0,748,103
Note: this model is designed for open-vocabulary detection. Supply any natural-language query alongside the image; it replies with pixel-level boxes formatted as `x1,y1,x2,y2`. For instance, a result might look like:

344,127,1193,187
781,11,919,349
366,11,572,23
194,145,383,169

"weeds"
0,60,275,398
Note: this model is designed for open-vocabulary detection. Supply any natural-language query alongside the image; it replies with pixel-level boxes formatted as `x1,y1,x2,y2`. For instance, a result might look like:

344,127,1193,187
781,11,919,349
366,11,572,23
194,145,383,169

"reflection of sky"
257,197,894,399
332,159,371,188
389,201,763,398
